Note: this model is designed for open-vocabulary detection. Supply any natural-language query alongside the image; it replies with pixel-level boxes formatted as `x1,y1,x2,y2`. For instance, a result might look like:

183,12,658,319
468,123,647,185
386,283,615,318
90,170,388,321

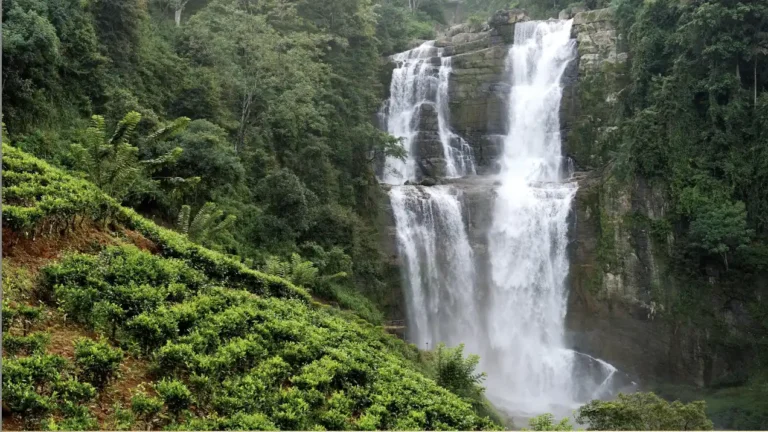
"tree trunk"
237,93,253,153
756,58,758,105
175,7,182,26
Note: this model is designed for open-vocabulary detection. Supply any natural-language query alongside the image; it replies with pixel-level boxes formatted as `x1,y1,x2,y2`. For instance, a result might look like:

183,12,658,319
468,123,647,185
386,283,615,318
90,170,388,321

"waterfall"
437,57,477,179
380,42,475,185
382,21,630,420
390,186,480,350
483,20,614,415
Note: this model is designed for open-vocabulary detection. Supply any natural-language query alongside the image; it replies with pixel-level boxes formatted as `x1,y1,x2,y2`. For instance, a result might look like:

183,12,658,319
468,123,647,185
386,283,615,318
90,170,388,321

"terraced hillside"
2,144,500,431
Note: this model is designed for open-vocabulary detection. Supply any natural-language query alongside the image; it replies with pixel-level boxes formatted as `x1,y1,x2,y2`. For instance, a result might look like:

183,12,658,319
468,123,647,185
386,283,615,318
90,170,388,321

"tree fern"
109,111,141,146
175,202,236,246
68,111,191,203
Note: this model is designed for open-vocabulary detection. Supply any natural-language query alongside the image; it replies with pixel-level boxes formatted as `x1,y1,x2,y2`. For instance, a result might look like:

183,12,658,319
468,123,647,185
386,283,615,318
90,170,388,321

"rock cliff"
562,8,754,388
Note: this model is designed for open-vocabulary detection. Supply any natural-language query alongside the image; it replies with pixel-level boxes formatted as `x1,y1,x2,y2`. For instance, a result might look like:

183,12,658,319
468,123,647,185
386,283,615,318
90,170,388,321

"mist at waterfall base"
380,21,635,421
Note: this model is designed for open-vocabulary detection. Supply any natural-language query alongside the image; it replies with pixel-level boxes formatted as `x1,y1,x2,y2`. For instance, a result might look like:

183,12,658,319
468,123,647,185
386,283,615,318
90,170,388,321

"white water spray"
390,186,481,350
380,42,475,185
483,20,616,415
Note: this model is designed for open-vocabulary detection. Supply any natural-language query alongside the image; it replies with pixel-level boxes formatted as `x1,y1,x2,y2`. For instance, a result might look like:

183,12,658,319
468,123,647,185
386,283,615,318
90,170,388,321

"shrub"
155,342,197,377
575,392,714,430
523,414,574,431
3,381,54,427
49,402,100,430
106,402,136,431
3,332,51,356
131,389,164,426
52,379,97,405
156,378,193,415
3,301,19,331
73,338,124,389
126,311,179,352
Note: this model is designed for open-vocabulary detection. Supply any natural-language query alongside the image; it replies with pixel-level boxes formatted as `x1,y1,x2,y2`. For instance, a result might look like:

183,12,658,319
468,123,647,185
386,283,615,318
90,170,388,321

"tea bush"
74,337,124,389
4,332,51,356
2,348,102,429
40,245,499,430
156,378,193,415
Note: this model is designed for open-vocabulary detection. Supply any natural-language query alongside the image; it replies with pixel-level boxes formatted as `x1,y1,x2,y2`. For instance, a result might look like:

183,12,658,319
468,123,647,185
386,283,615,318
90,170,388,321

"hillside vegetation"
2,143,502,430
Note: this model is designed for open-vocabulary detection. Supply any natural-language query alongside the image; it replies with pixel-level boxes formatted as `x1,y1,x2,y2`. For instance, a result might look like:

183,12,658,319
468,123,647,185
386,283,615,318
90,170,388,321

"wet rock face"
446,43,508,174
571,8,628,74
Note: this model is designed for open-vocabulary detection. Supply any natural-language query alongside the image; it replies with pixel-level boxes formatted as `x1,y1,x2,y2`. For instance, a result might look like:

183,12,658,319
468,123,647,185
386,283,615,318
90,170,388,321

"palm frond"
176,205,192,234
109,111,142,146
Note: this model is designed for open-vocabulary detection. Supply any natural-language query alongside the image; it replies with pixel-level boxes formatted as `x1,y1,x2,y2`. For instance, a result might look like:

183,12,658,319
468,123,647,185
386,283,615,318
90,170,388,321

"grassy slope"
2,144,500,431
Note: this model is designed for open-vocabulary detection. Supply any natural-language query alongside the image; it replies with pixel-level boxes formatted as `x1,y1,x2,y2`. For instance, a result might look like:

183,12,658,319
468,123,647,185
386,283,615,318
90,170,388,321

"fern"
145,117,190,144
68,112,191,203
176,205,191,234
262,253,319,288
175,202,236,247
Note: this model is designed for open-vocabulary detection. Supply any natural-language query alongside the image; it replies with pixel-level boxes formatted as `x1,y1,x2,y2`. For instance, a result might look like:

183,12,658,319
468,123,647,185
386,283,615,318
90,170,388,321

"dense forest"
2,0,767,429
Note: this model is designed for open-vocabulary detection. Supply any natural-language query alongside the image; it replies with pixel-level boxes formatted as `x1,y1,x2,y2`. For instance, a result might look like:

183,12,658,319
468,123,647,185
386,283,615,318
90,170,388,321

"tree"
523,414,574,431
688,201,753,270
575,392,714,431
148,119,245,211
2,1,62,128
433,343,486,401
68,112,192,203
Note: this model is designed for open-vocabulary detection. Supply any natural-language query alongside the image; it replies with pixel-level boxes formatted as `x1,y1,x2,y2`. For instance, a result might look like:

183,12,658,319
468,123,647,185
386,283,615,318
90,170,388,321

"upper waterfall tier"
378,42,476,185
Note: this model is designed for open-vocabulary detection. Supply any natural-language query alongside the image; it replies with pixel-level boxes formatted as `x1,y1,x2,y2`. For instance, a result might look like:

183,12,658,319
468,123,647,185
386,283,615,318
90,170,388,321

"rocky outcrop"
439,11,531,174
571,8,628,74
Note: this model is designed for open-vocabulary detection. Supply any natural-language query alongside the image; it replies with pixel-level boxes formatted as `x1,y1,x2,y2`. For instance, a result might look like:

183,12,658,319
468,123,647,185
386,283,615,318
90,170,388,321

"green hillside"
2,143,499,430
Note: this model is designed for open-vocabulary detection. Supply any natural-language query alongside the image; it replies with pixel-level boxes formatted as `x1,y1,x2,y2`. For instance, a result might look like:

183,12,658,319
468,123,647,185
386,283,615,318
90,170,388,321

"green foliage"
263,253,321,288
3,0,426,325
67,111,193,204
523,413,575,431
156,378,193,415
176,202,237,248
131,388,165,426
3,302,45,335
688,200,753,268
73,338,124,389
4,332,51,356
106,402,137,431
2,351,99,429
575,392,714,430
433,343,486,401
37,242,499,430
3,143,121,236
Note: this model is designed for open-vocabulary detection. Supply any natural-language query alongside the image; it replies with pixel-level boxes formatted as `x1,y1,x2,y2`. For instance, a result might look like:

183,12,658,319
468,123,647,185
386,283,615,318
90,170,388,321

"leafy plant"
524,413,575,431
68,112,192,203
4,332,51,356
575,392,714,430
433,343,487,401
175,202,237,245
73,338,124,389
131,388,164,427
263,253,320,288
156,378,193,415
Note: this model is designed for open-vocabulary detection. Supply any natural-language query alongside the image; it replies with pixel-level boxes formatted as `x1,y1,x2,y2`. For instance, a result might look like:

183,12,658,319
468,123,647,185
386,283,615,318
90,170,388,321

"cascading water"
382,20,633,423
380,42,475,185
382,42,481,354
483,20,616,415
390,186,481,351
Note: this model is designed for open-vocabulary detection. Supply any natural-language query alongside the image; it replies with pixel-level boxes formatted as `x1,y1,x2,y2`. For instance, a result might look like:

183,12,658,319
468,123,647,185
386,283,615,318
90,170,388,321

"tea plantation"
2,144,500,430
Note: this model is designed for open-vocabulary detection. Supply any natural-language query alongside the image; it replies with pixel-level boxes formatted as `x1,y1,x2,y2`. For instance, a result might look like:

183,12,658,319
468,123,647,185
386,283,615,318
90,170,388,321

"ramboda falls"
377,14,636,419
